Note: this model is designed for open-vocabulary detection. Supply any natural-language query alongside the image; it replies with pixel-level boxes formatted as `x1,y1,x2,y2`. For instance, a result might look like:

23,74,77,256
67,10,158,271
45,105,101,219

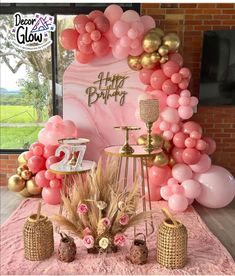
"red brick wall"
0,3,235,186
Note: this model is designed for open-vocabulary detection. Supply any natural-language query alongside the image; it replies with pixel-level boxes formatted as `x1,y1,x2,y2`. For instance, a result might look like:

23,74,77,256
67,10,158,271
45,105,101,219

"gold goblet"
114,126,141,154
139,99,159,153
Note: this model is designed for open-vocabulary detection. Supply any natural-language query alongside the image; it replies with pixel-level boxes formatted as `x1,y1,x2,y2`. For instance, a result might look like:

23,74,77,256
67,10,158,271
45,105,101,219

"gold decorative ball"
163,33,181,53
153,152,169,167
21,170,33,181
169,157,176,168
16,165,29,176
149,27,165,37
8,175,25,192
143,157,155,167
17,152,27,165
26,179,42,195
163,140,173,153
137,134,164,149
150,52,161,63
127,55,143,71
158,45,169,56
142,32,162,53
19,187,32,198
140,53,156,69
160,55,169,64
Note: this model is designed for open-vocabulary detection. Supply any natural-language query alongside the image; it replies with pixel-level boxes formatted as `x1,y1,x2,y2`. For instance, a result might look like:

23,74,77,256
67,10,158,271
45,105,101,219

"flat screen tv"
199,30,235,105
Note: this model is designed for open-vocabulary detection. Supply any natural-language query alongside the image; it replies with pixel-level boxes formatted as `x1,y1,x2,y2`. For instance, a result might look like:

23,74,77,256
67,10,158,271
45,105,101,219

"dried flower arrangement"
52,161,152,253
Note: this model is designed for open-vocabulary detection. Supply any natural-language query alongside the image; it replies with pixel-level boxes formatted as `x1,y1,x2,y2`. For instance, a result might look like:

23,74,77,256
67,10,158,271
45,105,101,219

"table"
104,145,162,235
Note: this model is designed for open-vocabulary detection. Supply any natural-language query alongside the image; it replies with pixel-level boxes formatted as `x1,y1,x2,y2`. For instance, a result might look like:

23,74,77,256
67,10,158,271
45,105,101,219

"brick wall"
0,3,235,186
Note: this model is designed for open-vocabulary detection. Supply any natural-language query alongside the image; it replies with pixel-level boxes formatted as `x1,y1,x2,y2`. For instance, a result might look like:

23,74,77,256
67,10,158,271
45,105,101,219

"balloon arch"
8,4,235,211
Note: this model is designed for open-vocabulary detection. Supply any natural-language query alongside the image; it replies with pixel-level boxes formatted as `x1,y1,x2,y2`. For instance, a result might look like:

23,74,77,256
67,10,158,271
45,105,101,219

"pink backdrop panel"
63,54,146,161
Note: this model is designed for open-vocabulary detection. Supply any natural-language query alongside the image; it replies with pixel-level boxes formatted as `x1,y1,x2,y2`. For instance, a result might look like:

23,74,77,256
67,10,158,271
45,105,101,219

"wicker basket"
23,202,54,261
156,208,187,269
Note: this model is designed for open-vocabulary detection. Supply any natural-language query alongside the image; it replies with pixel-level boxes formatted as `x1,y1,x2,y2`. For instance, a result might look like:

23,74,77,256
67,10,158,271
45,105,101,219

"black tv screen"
199,30,235,105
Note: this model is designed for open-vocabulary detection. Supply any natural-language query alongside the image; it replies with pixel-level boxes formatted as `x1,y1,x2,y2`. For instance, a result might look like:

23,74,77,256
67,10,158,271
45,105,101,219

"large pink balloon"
162,79,178,95
190,154,211,173
181,179,201,199
88,10,104,21
145,185,161,201
42,187,61,205
46,156,61,170
182,148,201,165
113,20,130,38
168,53,183,67
183,121,203,135
168,194,188,212
149,165,172,187
150,90,167,111
160,185,173,200
172,163,193,183
92,36,110,57
139,69,154,85
178,106,194,120
28,156,46,174
104,4,123,24
162,61,180,78
172,147,184,163
121,10,140,23
203,137,216,155
173,132,187,148
35,170,50,188
195,165,235,208
141,15,156,30
93,15,110,33
150,69,168,90
43,145,58,159
74,15,90,34
112,42,129,59
60,29,79,50
161,107,180,124
75,51,94,64
167,94,180,108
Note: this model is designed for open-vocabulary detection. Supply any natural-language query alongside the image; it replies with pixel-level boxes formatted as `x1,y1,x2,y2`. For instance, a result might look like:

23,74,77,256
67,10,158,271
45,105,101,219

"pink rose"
78,203,88,214
114,233,126,247
119,214,129,225
101,217,111,228
82,235,94,249
83,227,92,236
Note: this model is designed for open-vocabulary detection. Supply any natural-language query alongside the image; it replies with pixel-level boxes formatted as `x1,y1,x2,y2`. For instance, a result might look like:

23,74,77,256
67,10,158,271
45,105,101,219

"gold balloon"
150,52,161,63
137,134,164,149
142,32,161,53
26,179,42,195
149,27,165,38
17,164,29,176
163,140,173,153
140,53,156,69
8,175,25,192
143,157,155,167
169,157,176,168
18,152,28,165
19,187,32,197
163,33,181,53
21,170,33,181
160,55,169,64
127,55,142,71
153,152,169,167
158,45,169,56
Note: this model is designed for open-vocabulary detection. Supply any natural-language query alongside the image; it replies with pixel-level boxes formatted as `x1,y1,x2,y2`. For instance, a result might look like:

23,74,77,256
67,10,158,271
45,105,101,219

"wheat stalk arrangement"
52,160,152,253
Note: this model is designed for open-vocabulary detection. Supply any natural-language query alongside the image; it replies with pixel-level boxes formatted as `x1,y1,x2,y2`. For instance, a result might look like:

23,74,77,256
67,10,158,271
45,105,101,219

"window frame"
0,3,141,154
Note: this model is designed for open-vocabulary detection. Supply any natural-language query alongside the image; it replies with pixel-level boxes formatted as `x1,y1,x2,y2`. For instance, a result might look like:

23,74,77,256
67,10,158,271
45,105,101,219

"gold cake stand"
104,145,162,235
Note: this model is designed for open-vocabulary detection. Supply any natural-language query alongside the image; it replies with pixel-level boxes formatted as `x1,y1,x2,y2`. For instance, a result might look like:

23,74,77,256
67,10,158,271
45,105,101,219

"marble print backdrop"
63,54,146,161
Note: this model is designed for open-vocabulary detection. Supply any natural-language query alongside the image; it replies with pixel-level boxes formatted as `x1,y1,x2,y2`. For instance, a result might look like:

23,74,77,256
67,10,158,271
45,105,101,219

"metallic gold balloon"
18,152,27,165
163,33,181,53
160,55,169,64
153,152,169,167
158,45,169,56
19,187,32,197
8,175,25,192
169,157,176,168
137,134,164,149
26,179,42,195
142,32,161,53
21,170,33,181
150,52,161,63
163,140,173,153
149,27,165,38
127,55,143,71
17,164,29,176
143,157,155,167
141,53,156,69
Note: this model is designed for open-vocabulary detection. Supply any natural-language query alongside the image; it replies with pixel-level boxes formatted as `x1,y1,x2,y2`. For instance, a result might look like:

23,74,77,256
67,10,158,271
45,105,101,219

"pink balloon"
173,132,187,148
194,165,235,208
171,184,185,195
178,106,194,120
85,22,96,33
93,15,110,33
162,61,180,78
168,194,188,212
180,90,191,97
182,148,201,165
183,121,203,135
50,179,62,189
139,69,154,85
196,139,207,151
178,79,190,90
190,154,211,173
88,10,104,21
172,163,193,183
80,33,92,45
129,46,143,56
104,28,118,46
43,145,58,159
46,156,61,170
45,170,56,181
161,107,180,124
179,67,191,79
75,50,94,64
190,96,199,107
120,35,131,47
203,137,216,155
171,73,182,84
172,147,184,163
171,123,180,133
92,37,110,57
190,131,202,140
112,42,129,59
149,165,172,187
140,15,156,30
168,177,179,186
179,96,190,106
24,150,33,161
185,137,197,148
127,28,138,40
130,38,141,49
42,187,61,205
131,21,144,35
163,130,173,141
121,10,140,23
74,15,90,34
32,146,43,156
150,90,167,111
28,156,46,174
145,185,161,201
30,141,44,152
159,121,170,131
63,120,77,137
160,185,173,200
181,179,201,199
60,28,79,50
104,4,123,24
150,69,168,90
35,170,50,188
113,20,130,38
167,94,180,108
168,53,183,67
145,85,154,92
162,79,178,95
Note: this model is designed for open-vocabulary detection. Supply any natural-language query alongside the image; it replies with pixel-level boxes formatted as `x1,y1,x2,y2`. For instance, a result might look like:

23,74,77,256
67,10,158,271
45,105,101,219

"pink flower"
114,233,126,247
83,227,92,236
119,214,129,225
78,203,88,214
82,235,94,249
101,217,111,228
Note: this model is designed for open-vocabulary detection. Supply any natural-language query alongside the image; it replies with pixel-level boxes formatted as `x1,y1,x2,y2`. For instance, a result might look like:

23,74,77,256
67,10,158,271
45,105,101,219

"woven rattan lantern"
156,208,187,269
23,202,54,261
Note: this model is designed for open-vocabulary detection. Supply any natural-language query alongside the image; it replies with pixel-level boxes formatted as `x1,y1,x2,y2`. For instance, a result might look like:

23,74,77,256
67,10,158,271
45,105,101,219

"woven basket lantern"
156,208,187,269
128,233,148,265
23,202,54,261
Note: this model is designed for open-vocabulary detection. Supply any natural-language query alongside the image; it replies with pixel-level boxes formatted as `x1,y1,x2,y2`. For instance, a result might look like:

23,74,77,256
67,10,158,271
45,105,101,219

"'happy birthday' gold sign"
85,72,129,107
